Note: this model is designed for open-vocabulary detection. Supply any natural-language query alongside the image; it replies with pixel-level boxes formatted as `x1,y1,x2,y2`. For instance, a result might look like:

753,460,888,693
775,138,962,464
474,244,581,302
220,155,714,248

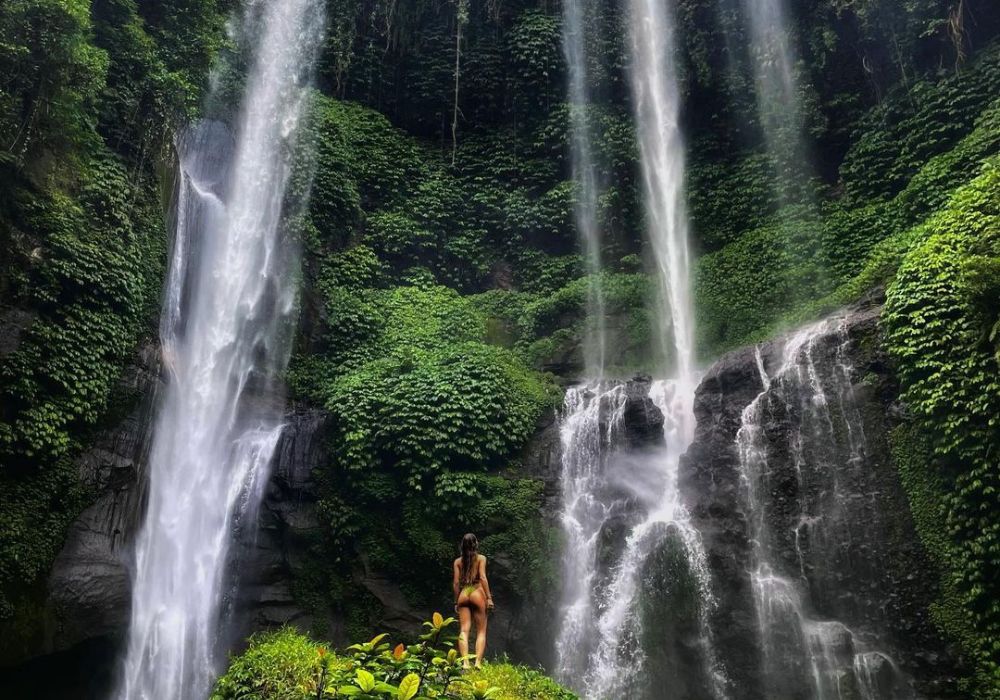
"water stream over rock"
735,316,911,699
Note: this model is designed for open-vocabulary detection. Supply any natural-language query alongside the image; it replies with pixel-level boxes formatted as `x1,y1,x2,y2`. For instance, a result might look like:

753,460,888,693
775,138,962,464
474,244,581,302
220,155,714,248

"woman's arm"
453,559,461,605
480,556,494,609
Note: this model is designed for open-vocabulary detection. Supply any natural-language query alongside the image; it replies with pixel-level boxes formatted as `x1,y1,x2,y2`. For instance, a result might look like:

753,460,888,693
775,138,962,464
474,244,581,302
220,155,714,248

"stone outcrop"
681,299,964,698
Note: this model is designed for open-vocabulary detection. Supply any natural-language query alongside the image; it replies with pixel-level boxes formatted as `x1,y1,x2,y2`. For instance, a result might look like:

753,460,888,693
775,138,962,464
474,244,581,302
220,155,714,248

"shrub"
883,160,1000,695
212,616,577,700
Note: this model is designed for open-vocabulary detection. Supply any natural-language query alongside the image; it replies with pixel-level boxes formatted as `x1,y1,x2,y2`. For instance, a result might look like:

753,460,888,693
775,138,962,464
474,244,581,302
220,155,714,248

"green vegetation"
212,615,575,700
0,0,227,620
1,0,999,696
694,47,1000,357
883,162,1000,691
689,45,1000,693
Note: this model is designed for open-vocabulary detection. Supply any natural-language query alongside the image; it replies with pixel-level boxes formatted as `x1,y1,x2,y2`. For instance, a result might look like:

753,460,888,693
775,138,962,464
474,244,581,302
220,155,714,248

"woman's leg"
469,589,488,668
456,593,473,668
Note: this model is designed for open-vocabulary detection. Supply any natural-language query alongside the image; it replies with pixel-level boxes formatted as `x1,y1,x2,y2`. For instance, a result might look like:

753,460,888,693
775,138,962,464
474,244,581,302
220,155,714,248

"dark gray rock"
0,308,36,361
39,342,162,661
681,301,964,699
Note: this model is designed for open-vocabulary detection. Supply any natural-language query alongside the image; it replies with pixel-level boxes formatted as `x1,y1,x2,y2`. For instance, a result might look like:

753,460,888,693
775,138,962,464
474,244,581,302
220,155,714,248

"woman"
452,533,494,669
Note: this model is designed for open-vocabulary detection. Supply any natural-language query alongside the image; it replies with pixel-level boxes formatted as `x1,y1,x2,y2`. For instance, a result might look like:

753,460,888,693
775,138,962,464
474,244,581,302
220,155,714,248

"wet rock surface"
2,314,964,699
682,300,964,699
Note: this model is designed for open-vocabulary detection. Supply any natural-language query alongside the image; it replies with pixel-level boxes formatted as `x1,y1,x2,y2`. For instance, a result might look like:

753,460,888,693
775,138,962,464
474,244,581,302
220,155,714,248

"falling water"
562,0,607,375
736,316,912,699
739,0,811,192
628,0,696,383
555,382,629,681
584,378,726,700
115,1,325,698
554,0,725,696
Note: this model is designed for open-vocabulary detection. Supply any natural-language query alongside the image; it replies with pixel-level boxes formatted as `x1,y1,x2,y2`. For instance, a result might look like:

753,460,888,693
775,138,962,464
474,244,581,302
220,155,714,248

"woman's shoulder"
478,553,487,562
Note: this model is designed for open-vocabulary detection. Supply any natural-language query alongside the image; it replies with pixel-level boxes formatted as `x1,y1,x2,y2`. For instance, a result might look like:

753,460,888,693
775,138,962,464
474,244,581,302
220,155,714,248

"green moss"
891,425,990,696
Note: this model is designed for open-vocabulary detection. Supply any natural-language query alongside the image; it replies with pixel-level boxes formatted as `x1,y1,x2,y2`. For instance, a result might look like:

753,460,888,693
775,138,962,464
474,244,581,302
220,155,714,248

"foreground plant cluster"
212,614,575,700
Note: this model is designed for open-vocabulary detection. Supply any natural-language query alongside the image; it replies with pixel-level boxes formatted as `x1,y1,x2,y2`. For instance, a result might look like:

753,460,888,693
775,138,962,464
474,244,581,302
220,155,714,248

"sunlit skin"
452,533,494,669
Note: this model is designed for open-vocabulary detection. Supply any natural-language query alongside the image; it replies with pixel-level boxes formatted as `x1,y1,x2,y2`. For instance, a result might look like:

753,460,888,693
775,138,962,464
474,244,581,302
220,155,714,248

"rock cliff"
683,299,963,698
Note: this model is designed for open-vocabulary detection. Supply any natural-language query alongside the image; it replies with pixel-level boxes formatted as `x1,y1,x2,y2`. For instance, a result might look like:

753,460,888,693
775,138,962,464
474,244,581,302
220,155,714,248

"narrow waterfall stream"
555,383,629,680
737,0,812,192
115,1,325,697
736,316,911,699
562,0,607,375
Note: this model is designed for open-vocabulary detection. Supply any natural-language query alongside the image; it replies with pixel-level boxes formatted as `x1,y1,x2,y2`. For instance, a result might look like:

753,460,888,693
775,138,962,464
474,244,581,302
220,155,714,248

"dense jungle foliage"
1,0,999,695
211,614,576,700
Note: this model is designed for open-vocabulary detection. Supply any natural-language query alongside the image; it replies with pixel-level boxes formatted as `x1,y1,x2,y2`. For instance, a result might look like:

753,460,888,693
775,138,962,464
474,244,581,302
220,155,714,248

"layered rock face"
683,301,963,699
0,306,965,699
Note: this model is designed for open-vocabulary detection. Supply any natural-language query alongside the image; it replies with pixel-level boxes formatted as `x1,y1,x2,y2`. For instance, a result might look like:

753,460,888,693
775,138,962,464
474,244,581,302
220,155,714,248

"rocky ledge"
681,298,964,699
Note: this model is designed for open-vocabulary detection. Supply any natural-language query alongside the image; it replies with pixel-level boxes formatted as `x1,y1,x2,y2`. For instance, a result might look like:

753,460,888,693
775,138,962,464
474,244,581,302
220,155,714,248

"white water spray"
555,383,629,680
115,1,325,697
562,0,607,375
739,0,811,190
628,0,696,384
554,0,725,696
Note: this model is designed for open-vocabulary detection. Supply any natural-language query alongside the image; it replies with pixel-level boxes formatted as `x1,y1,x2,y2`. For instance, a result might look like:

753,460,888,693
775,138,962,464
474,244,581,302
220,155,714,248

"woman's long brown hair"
459,533,479,585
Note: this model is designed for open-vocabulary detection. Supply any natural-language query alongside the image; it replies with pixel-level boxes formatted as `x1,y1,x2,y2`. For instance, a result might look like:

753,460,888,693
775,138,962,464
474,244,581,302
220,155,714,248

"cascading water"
554,0,725,697
555,383,629,681
584,378,726,700
738,0,811,192
115,1,325,698
628,0,696,383
562,0,607,375
736,316,912,699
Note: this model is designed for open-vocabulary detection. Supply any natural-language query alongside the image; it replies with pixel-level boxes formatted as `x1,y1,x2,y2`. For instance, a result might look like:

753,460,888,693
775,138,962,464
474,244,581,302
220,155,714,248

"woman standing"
452,533,495,668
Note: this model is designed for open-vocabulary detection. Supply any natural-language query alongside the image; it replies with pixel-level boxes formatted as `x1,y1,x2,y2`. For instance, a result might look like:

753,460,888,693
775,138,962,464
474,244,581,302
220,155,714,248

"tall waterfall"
736,316,911,699
628,0,696,385
562,0,606,375
555,0,725,697
115,1,325,697
739,0,811,193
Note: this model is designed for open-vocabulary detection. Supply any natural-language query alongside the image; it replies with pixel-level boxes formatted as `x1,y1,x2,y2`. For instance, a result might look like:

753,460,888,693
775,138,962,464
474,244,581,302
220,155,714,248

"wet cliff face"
3,350,669,695
2,305,964,699
682,300,964,699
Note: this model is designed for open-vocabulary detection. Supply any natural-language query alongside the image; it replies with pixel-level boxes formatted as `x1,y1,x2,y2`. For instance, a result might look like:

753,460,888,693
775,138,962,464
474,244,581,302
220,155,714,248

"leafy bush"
839,45,1000,206
883,160,1000,694
694,61,1000,356
325,341,552,485
0,0,107,162
212,616,576,700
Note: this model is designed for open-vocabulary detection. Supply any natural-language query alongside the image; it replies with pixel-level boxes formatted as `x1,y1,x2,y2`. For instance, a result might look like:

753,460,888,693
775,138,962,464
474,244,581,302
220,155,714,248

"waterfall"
115,1,325,698
628,0,695,384
555,383,629,681
738,0,812,194
562,0,606,376
583,378,726,700
554,2,725,696
736,316,912,699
